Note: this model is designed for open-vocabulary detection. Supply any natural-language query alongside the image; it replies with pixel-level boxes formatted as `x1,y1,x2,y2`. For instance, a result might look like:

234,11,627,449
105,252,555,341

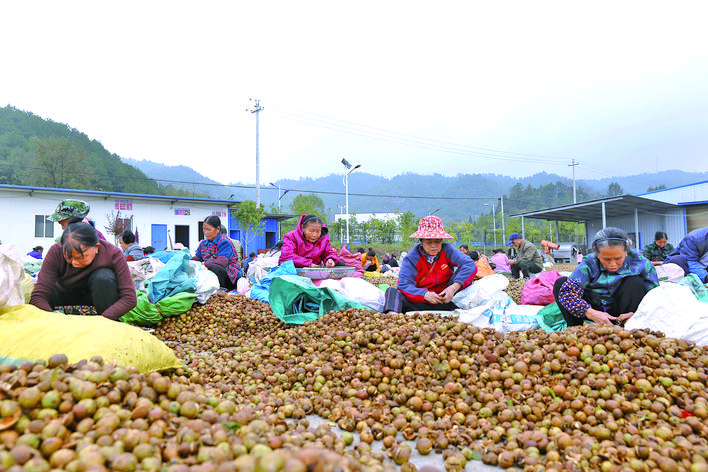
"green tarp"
268,274,368,325
120,290,198,327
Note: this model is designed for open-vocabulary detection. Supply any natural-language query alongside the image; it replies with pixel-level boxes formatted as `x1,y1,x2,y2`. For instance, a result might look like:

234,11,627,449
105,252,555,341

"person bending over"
554,227,658,328
30,222,137,320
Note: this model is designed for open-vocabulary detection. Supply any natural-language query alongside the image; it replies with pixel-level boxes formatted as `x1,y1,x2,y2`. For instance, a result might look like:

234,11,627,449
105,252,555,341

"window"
35,215,54,238
116,218,132,232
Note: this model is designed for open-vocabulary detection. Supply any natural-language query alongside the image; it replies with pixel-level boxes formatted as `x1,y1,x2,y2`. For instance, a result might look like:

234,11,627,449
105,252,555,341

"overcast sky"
1,1,707,187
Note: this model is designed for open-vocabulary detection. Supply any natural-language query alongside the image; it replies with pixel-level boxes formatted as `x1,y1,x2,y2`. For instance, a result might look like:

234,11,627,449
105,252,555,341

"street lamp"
429,208,441,216
341,158,361,250
484,202,497,247
269,182,290,212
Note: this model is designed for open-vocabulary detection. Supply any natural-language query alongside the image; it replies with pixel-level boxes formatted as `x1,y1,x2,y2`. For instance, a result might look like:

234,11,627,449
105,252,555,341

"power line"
267,105,570,165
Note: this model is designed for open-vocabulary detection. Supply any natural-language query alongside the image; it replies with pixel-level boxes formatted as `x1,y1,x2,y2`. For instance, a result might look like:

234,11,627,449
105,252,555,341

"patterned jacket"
192,233,240,283
398,243,477,304
557,247,658,318
279,215,339,268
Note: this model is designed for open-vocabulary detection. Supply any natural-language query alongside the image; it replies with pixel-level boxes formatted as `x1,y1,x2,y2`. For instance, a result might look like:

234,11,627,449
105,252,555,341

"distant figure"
279,214,340,268
642,231,674,266
388,253,399,268
220,225,243,264
243,251,256,275
118,229,144,262
51,200,107,240
490,249,511,272
459,244,470,256
27,246,44,260
507,232,543,279
361,250,381,273
469,251,495,279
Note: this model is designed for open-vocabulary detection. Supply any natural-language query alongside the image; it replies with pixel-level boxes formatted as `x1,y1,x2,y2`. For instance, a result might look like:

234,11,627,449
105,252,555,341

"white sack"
626,283,708,346
655,263,685,283
452,273,509,310
0,244,25,309
319,277,385,312
188,261,220,304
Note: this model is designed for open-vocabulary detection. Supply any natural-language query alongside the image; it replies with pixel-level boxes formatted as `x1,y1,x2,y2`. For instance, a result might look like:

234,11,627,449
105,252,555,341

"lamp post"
341,158,361,250
269,183,290,241
485,202,497,247
429,208,441,216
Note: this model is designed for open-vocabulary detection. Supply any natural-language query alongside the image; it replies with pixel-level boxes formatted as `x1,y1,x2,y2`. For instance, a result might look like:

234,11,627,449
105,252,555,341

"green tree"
397,211,418,242
647,184,666,192
282,193,327,234
29,136,93,189
607,182,624,196
231,200,267,256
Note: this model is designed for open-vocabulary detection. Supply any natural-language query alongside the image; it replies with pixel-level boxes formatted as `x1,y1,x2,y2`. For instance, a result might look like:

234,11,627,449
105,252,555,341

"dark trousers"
209,264,236,290
48,268,119,314
553,275,649,327
383,287,457,313
510,261,543,279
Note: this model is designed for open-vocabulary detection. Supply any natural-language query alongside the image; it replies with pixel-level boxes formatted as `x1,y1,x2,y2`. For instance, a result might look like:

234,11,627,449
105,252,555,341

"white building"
333,212,401,223
0,184,288,257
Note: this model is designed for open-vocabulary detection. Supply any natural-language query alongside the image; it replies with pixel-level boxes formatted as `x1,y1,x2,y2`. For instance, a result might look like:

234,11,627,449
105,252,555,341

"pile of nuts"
3,293,708,472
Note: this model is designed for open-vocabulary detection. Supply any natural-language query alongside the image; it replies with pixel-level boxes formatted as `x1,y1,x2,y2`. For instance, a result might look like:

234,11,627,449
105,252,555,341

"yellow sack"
0,304,182,374
22,273,34,303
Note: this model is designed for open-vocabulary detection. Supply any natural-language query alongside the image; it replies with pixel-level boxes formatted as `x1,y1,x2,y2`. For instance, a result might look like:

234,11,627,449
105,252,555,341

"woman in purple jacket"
279,214,340,268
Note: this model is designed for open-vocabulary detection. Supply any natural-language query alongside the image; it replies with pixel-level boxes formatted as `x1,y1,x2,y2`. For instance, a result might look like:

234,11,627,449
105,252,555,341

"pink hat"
409,215,453,239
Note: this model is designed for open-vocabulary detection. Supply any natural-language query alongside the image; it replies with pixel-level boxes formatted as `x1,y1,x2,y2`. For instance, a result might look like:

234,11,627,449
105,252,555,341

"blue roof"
0,184,241,205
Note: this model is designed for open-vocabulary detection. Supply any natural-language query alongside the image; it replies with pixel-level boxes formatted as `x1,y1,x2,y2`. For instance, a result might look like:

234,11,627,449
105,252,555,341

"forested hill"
0,106,193,196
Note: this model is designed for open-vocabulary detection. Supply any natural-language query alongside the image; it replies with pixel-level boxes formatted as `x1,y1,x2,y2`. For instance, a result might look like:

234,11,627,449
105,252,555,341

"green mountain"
0,106,192,196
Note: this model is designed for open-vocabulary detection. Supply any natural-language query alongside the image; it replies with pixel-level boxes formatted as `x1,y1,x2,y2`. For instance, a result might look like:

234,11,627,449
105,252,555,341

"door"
175,225,190,248
151,224,167,251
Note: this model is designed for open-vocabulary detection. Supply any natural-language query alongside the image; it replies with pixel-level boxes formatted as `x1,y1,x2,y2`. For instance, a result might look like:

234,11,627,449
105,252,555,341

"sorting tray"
296,266,356,280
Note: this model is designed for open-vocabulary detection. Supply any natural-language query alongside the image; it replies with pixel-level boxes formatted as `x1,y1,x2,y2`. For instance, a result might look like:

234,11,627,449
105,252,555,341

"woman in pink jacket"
279,214,340,268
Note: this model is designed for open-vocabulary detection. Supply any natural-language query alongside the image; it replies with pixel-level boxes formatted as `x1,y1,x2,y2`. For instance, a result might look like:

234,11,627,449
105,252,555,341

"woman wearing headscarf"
385,216,477,313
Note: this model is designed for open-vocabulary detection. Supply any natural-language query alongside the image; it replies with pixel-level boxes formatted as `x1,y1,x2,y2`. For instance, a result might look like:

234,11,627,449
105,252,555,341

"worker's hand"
439,285,458,304
325,259,335,268
652,261,664,266
616,312,634,324
310,263,321,268
585,308,617,325
424,291,444,304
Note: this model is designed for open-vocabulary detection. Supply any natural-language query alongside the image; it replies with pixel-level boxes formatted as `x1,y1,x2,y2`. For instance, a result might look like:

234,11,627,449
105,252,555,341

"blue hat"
506,232,521,246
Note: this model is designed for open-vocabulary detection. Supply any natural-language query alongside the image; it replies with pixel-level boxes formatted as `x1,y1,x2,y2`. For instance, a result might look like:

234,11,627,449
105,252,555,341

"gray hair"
592,227,629,253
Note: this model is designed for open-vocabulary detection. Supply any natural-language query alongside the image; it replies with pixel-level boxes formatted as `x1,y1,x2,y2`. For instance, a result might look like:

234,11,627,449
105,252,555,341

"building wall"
642,181,708,205
584,207,685,250
0,186,278,257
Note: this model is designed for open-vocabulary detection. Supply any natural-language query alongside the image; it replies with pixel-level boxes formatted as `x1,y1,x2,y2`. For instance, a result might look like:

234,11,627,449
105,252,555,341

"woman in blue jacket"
665,227,708,283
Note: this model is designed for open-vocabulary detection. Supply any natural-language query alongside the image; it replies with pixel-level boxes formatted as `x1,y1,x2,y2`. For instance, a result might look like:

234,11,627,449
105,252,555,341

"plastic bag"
452,274,509,310
268,274,368,324
655,263,685,283
147,249,197,303
678,273,708,303
485,292,542,333
536,303,567,333
188,261,220,304
236,277,250,295
318,277,385,312
120,291,198,327
520,270,561,306
336,246,365,278
626,283,708,346
0,244,25,309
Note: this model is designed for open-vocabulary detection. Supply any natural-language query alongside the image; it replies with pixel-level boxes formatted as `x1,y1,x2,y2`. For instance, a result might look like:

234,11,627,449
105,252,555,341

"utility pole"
338,205,345,243
499,195,505,245
248,99,264,207
569,158,578,203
